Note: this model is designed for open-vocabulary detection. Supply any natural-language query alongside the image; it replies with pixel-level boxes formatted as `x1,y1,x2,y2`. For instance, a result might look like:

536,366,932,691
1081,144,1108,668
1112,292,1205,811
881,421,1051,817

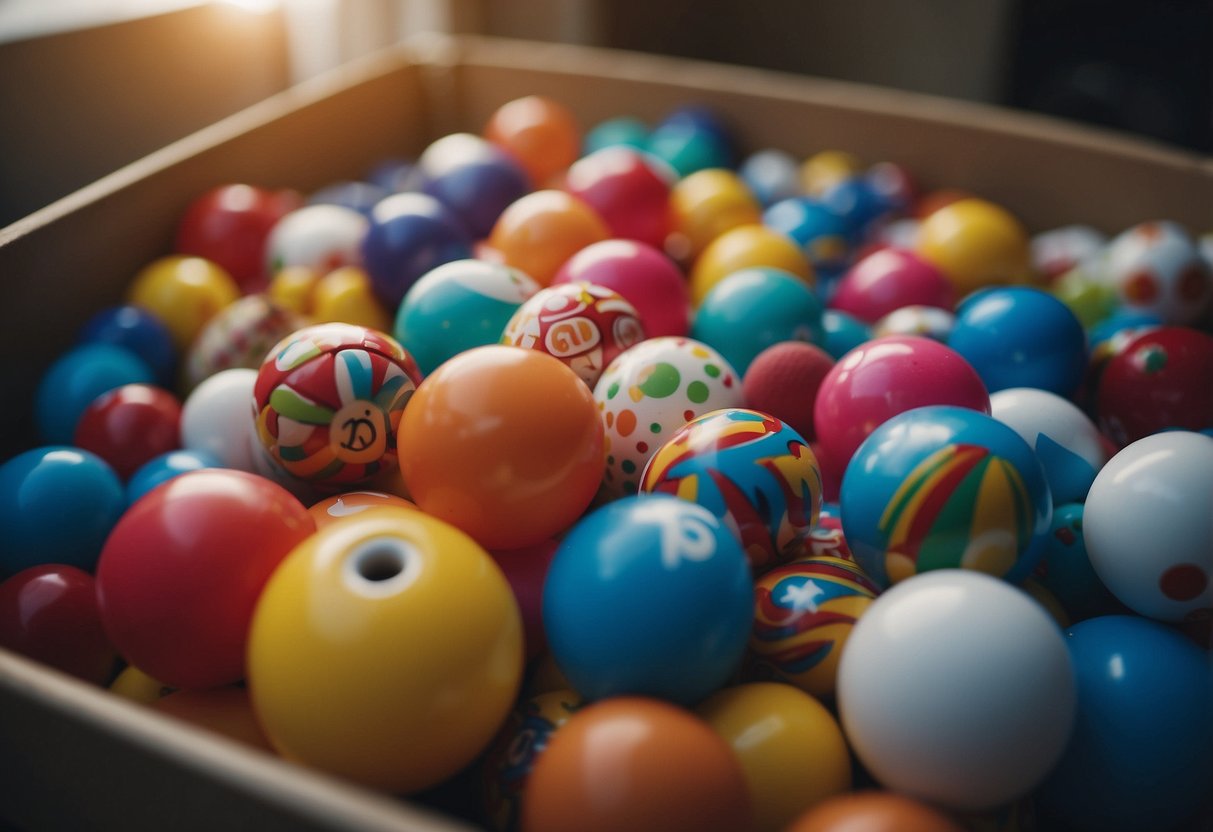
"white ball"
990,387,1107,503
1084,431,1213,621
837,569,1076,811
180,368,260,472
265,204,368,275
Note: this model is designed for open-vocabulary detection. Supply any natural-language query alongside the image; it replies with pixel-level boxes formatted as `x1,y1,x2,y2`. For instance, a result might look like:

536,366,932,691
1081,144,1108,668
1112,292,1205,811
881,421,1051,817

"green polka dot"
650,422,662,433
704,363,721,378
607,455,615,465
687,381,710,404
621,460,637,474
606,381,620,400
1142,346,1167,374
638,363,681,398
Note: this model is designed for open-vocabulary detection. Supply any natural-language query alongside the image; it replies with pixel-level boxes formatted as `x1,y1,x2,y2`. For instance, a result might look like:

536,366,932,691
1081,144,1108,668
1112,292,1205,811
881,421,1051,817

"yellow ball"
698,682,852,832
247,506,524,793
267,265,320,316
669,169,763,261
127,256,241,349
109,665,174,705
312,266,392,331
800,150,862,197
916,198,1032,296
690,224,813,307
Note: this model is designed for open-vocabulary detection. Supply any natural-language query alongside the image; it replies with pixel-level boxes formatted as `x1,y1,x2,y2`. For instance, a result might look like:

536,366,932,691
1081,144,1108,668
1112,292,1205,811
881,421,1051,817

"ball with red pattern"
1097,221,1212,326
501,282,646,388
1096,326,1213,446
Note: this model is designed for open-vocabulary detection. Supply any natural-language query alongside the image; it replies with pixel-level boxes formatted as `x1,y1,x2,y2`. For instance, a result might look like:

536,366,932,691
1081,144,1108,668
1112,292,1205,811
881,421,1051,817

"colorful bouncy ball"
748,554,879,699
501,281,646,388
253,323,422,488
640,408,822,572
1096,220,1212,326
840,405,1052,587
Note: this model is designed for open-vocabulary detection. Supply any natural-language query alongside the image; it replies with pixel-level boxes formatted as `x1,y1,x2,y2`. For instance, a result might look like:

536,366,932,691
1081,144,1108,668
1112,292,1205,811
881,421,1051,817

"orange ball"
307,490,416,528
485,95,581,187
398,345,604,549
488,190,610,286
785,791,965,832
522,697,753,832
915,198,1031,296
152,687,275,752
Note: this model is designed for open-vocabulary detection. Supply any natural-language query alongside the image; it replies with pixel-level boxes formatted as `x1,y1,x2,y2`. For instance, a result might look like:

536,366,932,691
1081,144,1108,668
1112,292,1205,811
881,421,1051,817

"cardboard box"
1,34,1211,831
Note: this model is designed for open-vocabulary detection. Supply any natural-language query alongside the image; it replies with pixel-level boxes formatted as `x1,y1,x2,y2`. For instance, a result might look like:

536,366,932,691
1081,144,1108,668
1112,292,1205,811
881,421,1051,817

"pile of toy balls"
1,93,1212,832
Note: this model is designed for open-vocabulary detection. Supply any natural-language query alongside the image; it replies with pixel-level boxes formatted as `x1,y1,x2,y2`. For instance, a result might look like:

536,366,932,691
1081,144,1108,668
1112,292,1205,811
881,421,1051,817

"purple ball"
362,193,473,308
416,133,530,239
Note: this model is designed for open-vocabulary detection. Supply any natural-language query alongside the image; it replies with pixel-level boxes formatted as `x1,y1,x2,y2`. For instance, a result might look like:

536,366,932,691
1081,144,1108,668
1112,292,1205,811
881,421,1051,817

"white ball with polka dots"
593,337,742,497
1095,221,1212,326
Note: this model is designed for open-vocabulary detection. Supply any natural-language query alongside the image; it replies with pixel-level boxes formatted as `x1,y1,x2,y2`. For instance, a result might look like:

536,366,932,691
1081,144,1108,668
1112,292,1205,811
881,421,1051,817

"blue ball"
821,310,871,359
658,106,737,163
543,494,754,705
739,149,801,208
36,343,155,444
126,449,223,505
948,287,1087,396
308,180,391,217
394,260,538,376
361,193,473,309
1034,502,1117,620
691,267,824,374
583,116,650,155
76,305,175,385
1036,615,1213,832
763,197,851,274
821,176,889,242
1087,309,1160,348
0,446,125,575
418,135,530,239
645,108,733,179
365,157,416,193
840,405,1053,587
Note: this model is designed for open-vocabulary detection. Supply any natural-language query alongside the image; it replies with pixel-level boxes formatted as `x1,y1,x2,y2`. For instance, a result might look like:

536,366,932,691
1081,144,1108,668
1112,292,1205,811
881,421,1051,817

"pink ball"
830,248,955,324
553,239,690,337
742,341,835,441
564,147,672,250
490,538,559,661
813,335,989,470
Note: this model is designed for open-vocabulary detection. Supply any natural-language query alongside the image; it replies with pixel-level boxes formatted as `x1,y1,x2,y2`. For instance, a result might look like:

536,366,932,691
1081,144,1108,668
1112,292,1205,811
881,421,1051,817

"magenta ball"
564,147,672,250
830,248,955,324
814,335,990,470
552,239,690,337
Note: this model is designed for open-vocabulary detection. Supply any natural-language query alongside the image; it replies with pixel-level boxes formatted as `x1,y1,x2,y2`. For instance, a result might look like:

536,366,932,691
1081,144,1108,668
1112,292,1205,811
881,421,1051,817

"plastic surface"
542,495,753,704
180,368,261,472
640,408,822,572
1097,220,1212,326
247,507,523,794
175,184,301,291
669,168,763,260
552,239,689,337
486,189,610,287
95,469,314,690
836,570,1076,812
915,198,1031,295
785,791,965,832
564,146,671,249
126,255,240,349
361,193,473,308
397,345,603,550
689,224,813,307
1083,431,1213,622
264,204,368,277
73,384,182,480
35,343,155,445
840,405,1052,587
415,133,530,238
830,248,954,324
484,95,580,187
184,294,303,391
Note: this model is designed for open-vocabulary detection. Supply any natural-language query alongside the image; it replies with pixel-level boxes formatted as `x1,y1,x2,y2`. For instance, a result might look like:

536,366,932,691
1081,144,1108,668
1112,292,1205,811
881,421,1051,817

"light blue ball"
763,196,851,273
583,116,650,155
35,343,155,444
0,446,125,575
393,260,539,376
691,267,824,374
543,494,754,705
821,310,872,359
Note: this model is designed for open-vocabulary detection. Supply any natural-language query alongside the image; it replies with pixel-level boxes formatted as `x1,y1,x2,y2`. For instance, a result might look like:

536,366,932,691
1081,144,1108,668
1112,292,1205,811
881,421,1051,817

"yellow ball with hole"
690,224,813,307
127,256,241,349
698,682,852,832
247,506,524,793
916,198,1032,296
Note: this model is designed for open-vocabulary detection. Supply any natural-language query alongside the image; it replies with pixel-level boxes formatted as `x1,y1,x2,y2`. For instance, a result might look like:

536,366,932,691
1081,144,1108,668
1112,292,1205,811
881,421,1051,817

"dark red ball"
0,564,117,684
73,384,182,480
742,341,835,442
490,538,559,660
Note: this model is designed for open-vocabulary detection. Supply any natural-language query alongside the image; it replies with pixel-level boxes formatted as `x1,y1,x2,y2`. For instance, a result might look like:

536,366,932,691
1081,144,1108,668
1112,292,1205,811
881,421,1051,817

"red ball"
73,384,183,480
830,248,954,324
743,342,835,442
175,184,302,292
96,469,314,689
0,564,116,684
1097,326,1213,446
553,239,690,337
490,538,559,660
564,147,673,250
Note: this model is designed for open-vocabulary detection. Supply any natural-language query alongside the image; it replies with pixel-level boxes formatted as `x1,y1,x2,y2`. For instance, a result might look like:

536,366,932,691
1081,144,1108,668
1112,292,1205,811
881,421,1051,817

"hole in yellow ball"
354,544,406,582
